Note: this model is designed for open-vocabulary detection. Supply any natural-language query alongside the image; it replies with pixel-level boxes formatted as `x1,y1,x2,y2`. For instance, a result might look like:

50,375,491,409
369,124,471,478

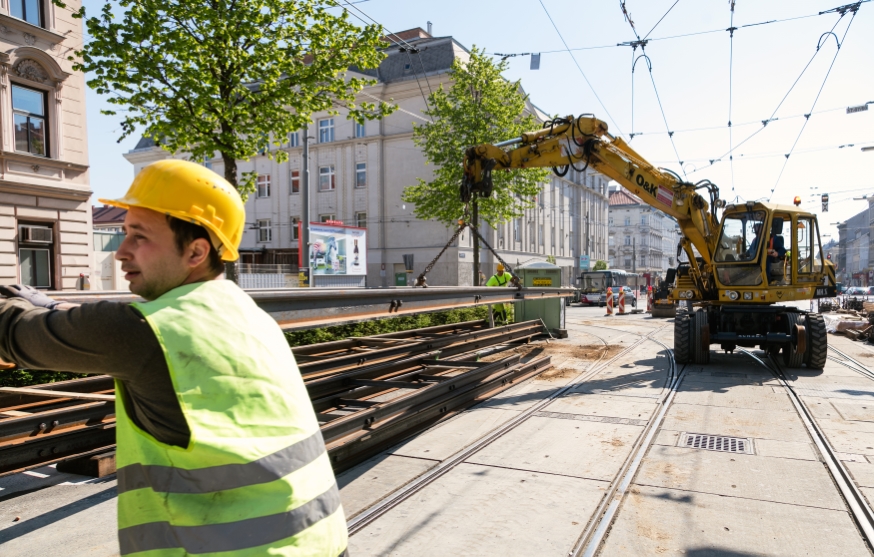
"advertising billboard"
299,222,367,276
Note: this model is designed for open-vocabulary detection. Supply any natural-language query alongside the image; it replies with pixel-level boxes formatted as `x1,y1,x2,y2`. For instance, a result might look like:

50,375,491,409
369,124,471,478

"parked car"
866,286,874,296
577,292,600,306
846,286,866,297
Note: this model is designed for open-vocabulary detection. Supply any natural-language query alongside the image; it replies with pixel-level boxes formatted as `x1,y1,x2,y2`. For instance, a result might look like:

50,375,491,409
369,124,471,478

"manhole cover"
679,432,754,454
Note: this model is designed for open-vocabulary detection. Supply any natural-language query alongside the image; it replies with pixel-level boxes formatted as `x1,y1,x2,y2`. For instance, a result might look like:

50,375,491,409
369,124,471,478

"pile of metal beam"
0,320,551,476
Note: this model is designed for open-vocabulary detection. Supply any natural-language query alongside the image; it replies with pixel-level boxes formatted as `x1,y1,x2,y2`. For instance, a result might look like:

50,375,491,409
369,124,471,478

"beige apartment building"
125,28,610,287
607,186,679,282
0,0,90,290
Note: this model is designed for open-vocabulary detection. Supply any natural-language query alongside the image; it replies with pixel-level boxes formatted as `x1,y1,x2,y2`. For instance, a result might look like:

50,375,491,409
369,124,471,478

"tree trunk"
473,198,480,286
222,152,238,188
221,151,239,283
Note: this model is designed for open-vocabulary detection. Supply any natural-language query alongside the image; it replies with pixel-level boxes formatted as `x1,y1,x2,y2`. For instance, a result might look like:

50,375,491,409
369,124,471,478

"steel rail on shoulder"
51,286,574,331
327,356,553,471
742,349,874,549
0,320,544,476
347,323,670,534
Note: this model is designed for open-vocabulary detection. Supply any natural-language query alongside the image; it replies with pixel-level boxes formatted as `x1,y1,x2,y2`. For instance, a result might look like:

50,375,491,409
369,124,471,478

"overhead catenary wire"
536,0,625,137
336,0,434,121
488,1,871,59
621,1,686,177
686,7,857,176
769,3,861,201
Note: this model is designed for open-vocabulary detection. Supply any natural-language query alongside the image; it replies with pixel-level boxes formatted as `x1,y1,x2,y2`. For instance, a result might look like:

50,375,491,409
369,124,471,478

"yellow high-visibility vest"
115,280,347,556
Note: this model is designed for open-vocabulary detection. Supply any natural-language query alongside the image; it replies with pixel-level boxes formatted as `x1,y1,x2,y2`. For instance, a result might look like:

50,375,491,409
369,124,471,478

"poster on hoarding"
300,222,367,276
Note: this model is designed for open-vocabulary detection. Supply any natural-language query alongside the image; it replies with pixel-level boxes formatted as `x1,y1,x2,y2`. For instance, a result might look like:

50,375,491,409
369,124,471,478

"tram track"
348,322,673,538
569,335,680,557
827,345,874,381
740,348,874,549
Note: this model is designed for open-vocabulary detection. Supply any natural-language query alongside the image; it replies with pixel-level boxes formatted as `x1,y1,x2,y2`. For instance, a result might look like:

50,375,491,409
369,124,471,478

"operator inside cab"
745,219,787,283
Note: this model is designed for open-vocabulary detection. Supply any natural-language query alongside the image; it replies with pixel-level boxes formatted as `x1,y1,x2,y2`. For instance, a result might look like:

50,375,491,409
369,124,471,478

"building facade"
124,28,610,287
607,186,678,280
837,205,872,286
0,0,91,290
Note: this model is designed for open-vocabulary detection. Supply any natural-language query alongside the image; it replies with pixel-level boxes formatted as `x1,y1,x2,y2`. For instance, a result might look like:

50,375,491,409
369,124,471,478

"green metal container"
514,261,564,331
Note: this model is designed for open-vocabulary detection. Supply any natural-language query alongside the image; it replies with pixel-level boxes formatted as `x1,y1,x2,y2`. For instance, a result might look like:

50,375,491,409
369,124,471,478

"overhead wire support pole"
769,3,861,202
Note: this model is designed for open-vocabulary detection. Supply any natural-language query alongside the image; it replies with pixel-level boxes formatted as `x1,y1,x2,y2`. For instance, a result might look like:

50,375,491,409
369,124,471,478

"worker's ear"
185,237,212,270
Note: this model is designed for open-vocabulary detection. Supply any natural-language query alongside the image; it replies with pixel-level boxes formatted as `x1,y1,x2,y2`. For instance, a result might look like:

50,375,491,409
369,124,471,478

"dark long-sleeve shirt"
0,298,189,447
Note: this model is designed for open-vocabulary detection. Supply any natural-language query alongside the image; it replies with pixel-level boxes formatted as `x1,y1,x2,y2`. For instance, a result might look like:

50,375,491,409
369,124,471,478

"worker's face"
115,207,194,300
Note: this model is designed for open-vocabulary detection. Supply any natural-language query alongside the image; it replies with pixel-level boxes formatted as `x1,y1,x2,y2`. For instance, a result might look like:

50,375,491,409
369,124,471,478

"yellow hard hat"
99,160,244,261
497,263,505,273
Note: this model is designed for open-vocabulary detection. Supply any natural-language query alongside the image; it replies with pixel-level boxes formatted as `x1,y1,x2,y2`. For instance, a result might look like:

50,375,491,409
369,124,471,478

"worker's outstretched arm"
0,297,190,447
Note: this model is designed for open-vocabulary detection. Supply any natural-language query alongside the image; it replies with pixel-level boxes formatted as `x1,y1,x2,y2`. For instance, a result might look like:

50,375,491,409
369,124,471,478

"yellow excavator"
462,114,836,368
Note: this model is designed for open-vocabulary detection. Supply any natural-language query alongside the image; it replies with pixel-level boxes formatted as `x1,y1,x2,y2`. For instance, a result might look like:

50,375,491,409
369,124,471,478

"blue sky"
85,0,873,239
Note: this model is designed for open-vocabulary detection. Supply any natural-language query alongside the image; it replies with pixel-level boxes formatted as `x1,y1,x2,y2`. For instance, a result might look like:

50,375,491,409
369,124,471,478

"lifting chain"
467,222,522,290
414,209,522,290
414,221,468,287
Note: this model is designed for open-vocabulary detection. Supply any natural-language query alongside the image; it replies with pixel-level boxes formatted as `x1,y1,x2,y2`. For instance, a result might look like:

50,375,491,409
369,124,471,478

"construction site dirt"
5,304,874,557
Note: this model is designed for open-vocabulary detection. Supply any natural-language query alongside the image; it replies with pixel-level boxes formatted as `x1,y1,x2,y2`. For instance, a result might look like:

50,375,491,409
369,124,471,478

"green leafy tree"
593,260,608,271
402,48,548,284
72,0,394,197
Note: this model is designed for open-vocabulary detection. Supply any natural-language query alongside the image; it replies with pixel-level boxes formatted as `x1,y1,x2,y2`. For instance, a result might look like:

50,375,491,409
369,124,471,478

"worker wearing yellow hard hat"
0,160,348,556
486,263,514,325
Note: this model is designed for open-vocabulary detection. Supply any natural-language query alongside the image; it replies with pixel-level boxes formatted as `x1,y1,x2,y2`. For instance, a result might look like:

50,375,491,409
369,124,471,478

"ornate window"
12,84,46,156
4,54,71,160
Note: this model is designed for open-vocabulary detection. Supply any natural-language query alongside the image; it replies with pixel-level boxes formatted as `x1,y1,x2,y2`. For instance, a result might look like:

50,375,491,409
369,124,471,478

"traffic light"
822,193,829,212
827,253,832,260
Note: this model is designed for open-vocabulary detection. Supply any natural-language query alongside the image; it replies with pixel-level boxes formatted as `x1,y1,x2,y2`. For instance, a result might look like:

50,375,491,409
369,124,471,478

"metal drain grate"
679,433,754,454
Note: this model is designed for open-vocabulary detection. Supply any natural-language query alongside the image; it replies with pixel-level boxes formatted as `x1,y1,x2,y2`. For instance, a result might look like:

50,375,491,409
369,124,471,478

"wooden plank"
56,451,117,478
0,387,115,401
0,410,30,417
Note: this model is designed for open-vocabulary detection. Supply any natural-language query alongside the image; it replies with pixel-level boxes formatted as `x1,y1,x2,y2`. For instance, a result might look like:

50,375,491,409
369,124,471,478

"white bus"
578,269,643,307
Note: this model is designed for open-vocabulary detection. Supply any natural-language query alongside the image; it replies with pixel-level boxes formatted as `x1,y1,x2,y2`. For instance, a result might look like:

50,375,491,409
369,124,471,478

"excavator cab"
711,203,835,303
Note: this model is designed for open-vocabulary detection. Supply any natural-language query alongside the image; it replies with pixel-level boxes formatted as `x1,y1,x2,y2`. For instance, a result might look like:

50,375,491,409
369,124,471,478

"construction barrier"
618,289,626,314
606,287,613,315
647,285,653,312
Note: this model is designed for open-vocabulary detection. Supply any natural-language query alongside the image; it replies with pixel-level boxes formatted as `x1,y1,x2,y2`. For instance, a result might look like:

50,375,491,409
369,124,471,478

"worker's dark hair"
166,216,224,276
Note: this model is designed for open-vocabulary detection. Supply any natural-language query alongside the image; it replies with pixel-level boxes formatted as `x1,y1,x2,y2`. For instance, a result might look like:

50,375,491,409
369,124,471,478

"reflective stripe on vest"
118,484,342,555
116,429,326,494
117,281,347,556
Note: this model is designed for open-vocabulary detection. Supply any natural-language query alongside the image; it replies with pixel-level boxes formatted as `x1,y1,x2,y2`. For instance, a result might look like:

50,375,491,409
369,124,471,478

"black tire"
783,312,806,368
806,313,828,370
692,310,710,364
674,308,691,364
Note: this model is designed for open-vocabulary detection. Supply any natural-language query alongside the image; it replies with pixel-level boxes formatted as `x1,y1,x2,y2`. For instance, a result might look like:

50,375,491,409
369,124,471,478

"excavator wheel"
805,313,828,370
782,313,806,368
692,310,710,364
673,307,691,364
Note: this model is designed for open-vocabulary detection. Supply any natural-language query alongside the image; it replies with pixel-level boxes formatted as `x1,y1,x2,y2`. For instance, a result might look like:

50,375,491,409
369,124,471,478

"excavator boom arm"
462,115,722,265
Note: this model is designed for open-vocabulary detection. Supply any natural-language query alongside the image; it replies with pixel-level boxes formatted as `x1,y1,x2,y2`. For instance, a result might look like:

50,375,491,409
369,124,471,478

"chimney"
427,21,432,36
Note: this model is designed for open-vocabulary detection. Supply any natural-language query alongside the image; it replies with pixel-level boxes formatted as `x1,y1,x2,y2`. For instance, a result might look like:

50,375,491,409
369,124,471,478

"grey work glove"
0,284,61,309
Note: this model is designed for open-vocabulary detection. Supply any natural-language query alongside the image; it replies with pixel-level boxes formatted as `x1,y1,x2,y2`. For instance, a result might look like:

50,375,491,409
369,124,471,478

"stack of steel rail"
0,320,551,476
